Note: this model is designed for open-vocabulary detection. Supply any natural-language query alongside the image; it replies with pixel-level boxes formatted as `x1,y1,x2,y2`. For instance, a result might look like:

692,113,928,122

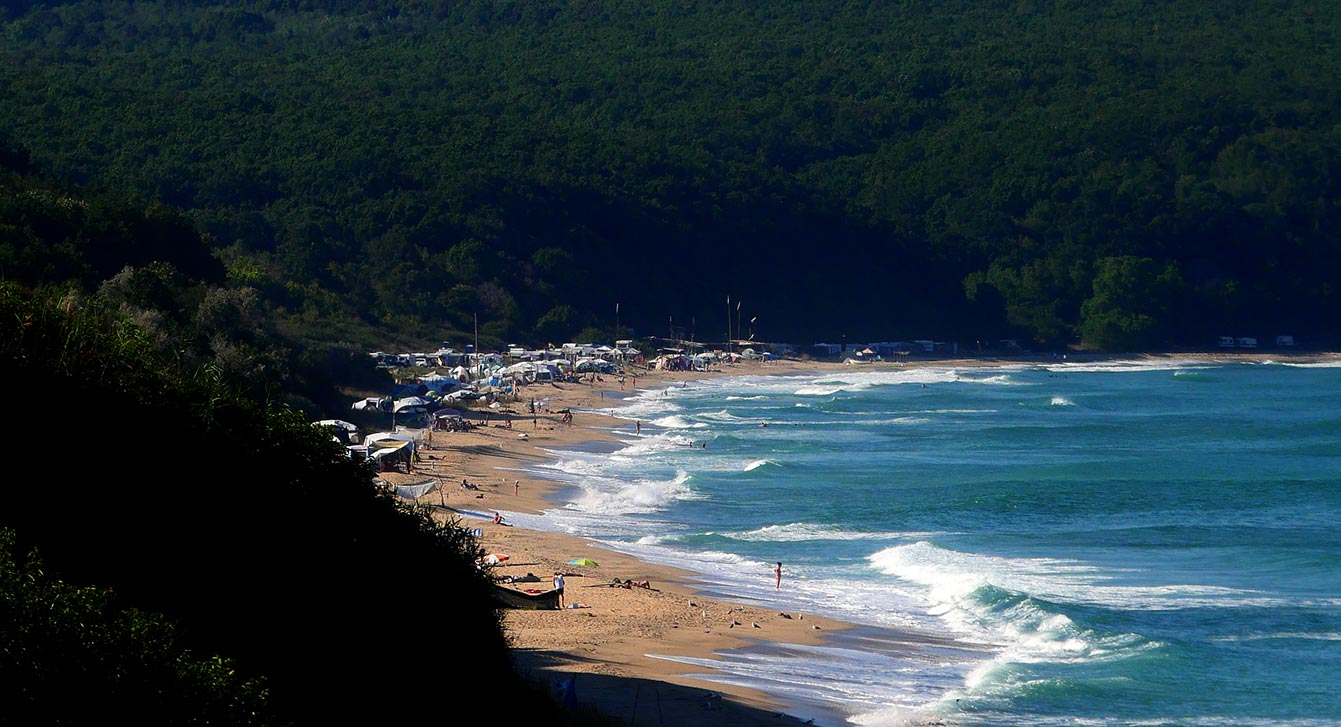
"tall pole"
726,295,731,354
736,301,742,352
616,302,620,341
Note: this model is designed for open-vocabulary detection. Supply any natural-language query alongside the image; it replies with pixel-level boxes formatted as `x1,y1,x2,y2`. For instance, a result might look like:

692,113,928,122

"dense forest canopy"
2,0,1338,350
0,282,579,725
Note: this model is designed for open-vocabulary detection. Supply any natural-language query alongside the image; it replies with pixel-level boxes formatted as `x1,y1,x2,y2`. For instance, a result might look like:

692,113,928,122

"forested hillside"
0,282,580,725
2,0,1338,350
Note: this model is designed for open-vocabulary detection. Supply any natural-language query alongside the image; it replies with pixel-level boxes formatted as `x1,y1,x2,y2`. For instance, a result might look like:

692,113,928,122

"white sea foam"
877,416,932,426
527,451,700,517
607,432,699,456
743,458,774,471
952,372,1028,386
1277,359,1341,368
700,409,753,423
1043,358,1219,374
651,414,707,429
1213,631,1341,642
870,541,1268,614
794,384,858,396
564,469,699,515
726,522,914,543
1050,396,1075,406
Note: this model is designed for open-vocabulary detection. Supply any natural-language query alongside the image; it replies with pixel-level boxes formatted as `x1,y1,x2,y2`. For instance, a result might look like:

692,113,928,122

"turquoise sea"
499,359,1341,726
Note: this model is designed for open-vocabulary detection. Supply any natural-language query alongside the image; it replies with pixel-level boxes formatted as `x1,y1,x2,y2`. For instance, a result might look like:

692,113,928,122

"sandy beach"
374,350,1338,726
377,359,841,726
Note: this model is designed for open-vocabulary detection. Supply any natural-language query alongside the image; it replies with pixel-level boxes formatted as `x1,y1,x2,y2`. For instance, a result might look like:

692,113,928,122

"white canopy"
315,419,359,432
393,396,431,414
392,479,438,500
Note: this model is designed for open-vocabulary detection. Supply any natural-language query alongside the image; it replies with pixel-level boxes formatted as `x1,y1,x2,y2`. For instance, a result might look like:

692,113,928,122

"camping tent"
417,373,460,393
351,397,390,412
315,419,360,444
393,396,431,414
390,383,429,398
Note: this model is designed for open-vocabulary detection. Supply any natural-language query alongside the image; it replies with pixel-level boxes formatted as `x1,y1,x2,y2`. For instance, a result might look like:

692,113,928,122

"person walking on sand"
774,562,783,590
515,479,520,496
553,572,566,608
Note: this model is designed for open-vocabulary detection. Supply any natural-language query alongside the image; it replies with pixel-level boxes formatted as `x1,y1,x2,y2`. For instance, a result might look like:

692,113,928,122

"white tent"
393,396,431,414
315,419,359,433
315,419,360,444
574,357,610,372
418,373,460,392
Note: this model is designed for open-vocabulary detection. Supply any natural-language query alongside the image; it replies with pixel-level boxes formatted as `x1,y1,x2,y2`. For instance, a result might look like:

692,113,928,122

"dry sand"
375,350,1337,726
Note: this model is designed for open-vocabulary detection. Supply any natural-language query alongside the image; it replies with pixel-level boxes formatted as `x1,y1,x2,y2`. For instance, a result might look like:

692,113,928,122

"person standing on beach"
553,572,566,608
515,479,520,496
774,562,783,590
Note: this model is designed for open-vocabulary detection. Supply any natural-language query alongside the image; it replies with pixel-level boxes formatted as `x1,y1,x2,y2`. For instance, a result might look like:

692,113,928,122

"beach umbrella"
480,553,510,566
568,558,599,567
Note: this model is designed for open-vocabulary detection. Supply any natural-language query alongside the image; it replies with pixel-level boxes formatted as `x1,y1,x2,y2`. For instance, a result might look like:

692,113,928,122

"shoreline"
387,359,855,725
378,350,1339,725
